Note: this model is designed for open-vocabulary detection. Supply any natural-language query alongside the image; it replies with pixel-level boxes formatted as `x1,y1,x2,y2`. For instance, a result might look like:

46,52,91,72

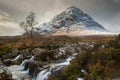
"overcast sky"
0,0,120,36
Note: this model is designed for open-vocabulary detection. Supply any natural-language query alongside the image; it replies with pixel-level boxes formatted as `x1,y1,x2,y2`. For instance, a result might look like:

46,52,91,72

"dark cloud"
0,0,119,35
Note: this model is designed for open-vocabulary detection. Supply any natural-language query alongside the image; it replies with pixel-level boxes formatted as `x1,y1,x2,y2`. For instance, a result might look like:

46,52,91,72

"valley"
0,6,119,80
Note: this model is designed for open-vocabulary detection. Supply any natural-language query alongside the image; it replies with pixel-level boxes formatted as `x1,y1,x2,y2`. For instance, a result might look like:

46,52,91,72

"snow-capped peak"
37,6,110,36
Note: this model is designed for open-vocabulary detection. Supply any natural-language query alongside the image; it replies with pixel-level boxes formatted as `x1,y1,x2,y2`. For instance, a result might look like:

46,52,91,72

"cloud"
0,10,12,23
113,0,120,3
0,10,21,36
0,22,20,36
0,0,120,35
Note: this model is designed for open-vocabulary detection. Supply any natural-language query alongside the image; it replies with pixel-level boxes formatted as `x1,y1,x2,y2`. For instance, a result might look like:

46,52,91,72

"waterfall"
35,56,74,80
20,60,28,66
21,56,34,66
12,55,21,61
7,56,34,80
36,69,51,80
7,65,29,79
29,56,35,61
56,56,74,66
7,55,74,80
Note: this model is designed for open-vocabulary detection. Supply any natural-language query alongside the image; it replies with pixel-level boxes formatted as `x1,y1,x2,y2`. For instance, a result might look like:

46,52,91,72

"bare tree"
20,12,38,47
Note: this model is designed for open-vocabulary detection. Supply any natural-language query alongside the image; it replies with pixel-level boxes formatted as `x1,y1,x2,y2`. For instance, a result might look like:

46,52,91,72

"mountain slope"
37,6,112,36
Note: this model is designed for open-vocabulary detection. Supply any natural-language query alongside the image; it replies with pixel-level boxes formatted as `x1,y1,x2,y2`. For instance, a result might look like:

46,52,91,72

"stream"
7,55,74,80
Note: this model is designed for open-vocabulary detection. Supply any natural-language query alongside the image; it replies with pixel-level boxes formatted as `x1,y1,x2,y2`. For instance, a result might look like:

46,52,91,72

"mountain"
37,6,112,36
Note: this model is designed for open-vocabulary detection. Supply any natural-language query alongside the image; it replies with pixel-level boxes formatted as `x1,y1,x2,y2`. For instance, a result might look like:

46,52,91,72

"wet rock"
0,62,13,80
3,59,13,66
51,66,66,79
24,61,43,77
3,56,22,66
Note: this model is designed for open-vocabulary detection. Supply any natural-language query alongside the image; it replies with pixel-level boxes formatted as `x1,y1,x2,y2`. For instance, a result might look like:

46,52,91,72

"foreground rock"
24,61,43,77
3,55,22,66
0,62,13,80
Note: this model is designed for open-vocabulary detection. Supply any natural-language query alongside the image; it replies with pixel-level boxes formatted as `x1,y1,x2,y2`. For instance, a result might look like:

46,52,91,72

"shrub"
35,50,55,61
0,45,12,56
59,35,120,80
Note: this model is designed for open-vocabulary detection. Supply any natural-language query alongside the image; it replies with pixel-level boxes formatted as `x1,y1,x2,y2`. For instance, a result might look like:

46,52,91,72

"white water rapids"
7,55,34,80
12,55,21,61
7,55,74,80
36,56,74,80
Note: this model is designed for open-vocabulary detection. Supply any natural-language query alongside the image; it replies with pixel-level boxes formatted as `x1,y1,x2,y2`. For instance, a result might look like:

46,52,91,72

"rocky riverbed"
0,42,94,80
